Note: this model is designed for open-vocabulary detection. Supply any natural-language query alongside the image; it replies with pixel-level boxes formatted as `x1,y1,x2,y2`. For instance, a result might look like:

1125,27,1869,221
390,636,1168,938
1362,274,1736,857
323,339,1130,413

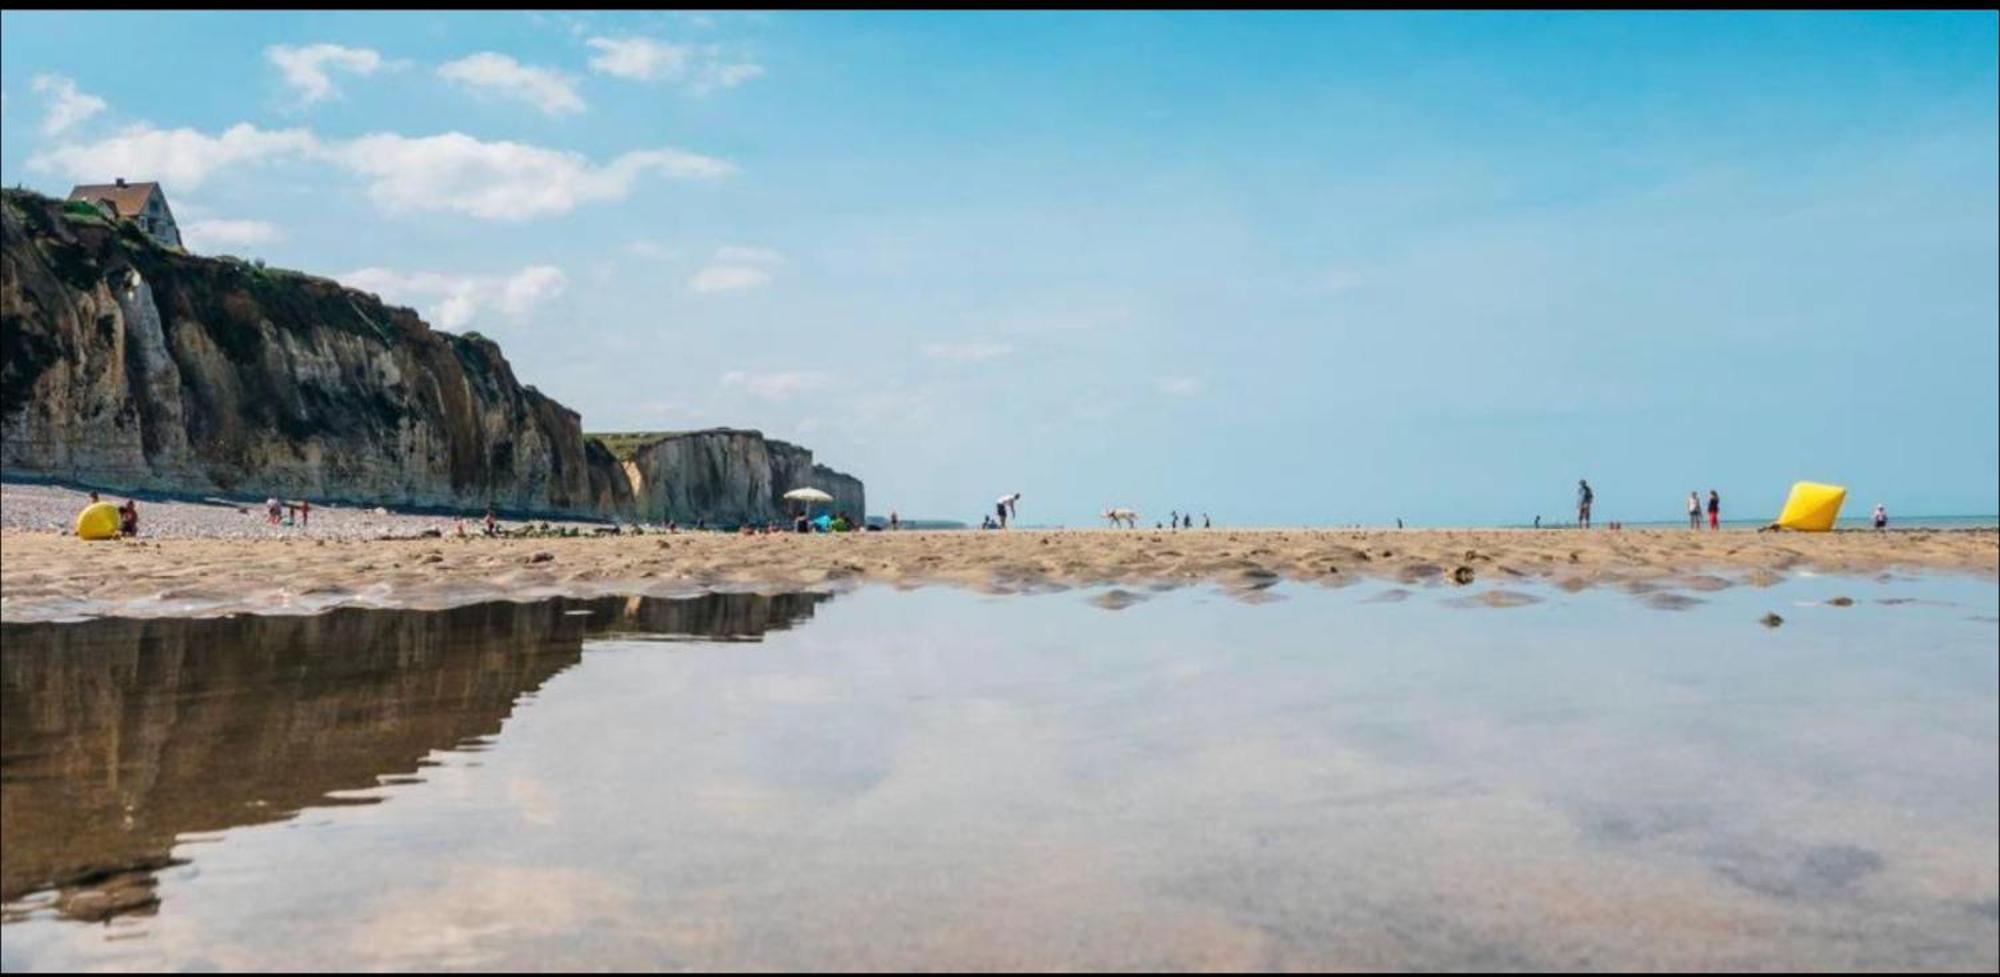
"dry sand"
3,525,1994,623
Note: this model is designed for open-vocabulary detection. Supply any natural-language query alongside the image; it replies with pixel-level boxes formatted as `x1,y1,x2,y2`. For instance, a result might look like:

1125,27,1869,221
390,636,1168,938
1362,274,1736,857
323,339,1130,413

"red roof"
66,181,163,219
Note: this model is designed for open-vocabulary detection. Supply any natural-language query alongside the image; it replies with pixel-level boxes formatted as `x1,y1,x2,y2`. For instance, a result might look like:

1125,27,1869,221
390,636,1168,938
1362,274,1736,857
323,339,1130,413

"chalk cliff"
606,428,866,526
0,189,861,523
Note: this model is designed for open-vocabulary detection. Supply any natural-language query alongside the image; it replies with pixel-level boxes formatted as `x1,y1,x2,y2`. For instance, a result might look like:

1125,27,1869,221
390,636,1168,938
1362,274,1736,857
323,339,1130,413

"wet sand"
4,526,1994,622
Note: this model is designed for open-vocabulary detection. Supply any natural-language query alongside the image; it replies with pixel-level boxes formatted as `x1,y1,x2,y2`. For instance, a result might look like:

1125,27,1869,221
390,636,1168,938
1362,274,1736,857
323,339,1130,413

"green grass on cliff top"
586,428,766,461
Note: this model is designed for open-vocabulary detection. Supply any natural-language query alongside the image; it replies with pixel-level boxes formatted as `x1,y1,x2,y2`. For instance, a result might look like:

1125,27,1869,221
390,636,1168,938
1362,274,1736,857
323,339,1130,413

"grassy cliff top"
586,428,767,462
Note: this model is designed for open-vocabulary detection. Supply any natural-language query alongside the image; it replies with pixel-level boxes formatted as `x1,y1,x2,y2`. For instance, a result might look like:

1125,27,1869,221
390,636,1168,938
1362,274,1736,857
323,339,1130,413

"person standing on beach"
1203,513,1210,528
1873,503,1887,529
1577,480,1593,529
889,511,900,531
996,492,1021,529
1707,490,1720,530
1688,491,1701,529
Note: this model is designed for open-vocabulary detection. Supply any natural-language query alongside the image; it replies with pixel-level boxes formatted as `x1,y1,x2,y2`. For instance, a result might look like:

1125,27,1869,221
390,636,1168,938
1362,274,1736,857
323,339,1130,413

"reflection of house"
66,178,183,250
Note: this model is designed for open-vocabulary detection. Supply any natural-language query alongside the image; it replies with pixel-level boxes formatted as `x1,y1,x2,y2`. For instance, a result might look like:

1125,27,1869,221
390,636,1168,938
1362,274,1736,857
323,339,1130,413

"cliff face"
618,429,866,525
1,190,633,517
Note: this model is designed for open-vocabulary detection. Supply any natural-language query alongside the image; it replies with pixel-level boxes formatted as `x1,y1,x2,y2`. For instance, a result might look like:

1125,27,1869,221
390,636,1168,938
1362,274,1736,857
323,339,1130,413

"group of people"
264,496,311,528
1685,490,1723,530
1568,480,1892,530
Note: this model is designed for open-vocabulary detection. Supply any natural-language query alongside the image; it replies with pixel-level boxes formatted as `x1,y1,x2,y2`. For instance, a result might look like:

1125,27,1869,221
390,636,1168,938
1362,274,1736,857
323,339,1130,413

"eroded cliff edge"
598,429,865,526
1,189,861,522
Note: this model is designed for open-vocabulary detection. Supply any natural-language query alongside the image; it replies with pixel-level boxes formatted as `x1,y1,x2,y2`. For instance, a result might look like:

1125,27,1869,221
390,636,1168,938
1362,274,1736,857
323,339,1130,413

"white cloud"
714,244,782,264
689,265,771,293
586,37,690,82
585,36,762,94
31,75,107,137
922,341,1013,362
689,245,782,294
32,123,731,220
180,219,282,252
498,265,567,317
336,132,732,219
1155,376,1204,396
266,44,385,105
626,239,679,260
437,52,585,116
720,370,829,401
338,265,568,332
27,123,321,192
697,62,764,93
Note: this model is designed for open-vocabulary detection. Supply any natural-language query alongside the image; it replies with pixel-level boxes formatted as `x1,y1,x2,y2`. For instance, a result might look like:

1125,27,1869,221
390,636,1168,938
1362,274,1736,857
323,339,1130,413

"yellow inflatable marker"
1774,481,1846,532
75,501,122,540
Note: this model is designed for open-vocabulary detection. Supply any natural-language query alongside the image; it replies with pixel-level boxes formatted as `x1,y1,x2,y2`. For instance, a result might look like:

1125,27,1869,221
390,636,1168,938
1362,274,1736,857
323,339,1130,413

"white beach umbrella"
784,487,834,518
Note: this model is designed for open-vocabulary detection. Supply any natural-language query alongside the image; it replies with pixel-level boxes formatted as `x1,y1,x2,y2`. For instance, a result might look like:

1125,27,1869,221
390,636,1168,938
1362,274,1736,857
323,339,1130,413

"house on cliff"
66,178,183,251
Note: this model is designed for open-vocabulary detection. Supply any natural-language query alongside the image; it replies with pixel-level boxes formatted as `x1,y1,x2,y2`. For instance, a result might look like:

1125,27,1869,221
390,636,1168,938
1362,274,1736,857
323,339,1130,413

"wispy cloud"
626,239,680,260
437,52,585,116
180,219,283,253
338,265,568,331
266,44,386,106
30,74,106,137
689,245,783,293
922,341,1013,362
32,123,733,218
585,36,763,94
336,133,728,218
28,123,319,191
720,370,829,400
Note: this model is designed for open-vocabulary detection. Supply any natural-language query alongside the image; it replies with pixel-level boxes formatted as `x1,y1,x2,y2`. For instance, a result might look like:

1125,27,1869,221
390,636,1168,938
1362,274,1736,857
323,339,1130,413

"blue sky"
3,11,1994,525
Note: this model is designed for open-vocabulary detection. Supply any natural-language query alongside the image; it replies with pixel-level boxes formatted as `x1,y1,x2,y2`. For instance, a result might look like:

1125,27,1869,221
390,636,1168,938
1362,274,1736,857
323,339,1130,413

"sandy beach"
4,520,1993,623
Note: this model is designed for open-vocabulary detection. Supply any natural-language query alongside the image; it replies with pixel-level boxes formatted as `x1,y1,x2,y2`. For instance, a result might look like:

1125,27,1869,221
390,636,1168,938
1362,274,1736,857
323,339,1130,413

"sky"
2,11,1994,526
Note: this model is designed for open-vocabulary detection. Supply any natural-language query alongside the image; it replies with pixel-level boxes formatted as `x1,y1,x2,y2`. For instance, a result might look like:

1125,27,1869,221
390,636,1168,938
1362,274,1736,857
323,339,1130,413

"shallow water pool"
2,577,1995,970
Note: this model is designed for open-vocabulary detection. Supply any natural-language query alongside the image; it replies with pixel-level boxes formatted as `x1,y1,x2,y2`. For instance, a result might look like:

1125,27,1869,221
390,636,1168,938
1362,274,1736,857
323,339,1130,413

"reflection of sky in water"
3,576,1995,971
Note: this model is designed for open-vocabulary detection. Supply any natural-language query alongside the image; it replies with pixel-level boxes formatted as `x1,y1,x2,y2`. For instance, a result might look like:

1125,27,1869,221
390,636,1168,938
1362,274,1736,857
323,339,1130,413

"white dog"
1102,507,1138,529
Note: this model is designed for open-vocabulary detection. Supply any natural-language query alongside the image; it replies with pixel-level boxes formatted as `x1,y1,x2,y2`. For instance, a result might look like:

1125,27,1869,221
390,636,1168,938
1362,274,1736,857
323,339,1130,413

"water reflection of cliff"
0,592,828,923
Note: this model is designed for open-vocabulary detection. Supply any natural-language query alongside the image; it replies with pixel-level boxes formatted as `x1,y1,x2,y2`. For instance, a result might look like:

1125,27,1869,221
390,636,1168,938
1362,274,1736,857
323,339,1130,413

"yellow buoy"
75,501,122,540
1774,482,1846,532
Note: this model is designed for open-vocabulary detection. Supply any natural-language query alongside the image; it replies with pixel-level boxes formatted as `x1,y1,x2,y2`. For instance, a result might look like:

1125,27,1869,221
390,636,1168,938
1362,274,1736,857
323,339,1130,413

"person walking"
1707,490,1720,530
1577,480,1594,529
1688,491,1702,529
